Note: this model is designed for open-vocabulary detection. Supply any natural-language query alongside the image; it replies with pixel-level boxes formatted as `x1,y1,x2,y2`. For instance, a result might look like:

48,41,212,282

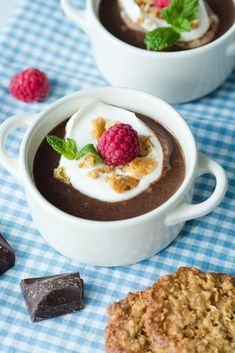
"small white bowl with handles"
0,87,227,266
61,0,235,103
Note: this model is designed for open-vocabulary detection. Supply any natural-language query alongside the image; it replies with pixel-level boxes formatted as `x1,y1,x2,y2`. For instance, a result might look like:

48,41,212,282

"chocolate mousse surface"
99,0,235,50
33,114,185,221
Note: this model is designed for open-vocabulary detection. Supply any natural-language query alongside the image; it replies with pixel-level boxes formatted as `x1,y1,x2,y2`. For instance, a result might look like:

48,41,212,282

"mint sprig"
145,27,180,51
77,144,104,163
145,0,199,51
46,136,78,160
46,135,103,163
162,0,199,33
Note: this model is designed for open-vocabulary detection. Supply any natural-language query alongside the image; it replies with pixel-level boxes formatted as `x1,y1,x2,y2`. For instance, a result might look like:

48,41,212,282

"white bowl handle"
0,114,37,183
165,152,227,226
61,0,89,33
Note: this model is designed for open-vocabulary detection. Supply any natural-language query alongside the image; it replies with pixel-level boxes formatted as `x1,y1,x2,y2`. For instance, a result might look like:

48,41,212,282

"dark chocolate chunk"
20,272,84,322
0,233,15,275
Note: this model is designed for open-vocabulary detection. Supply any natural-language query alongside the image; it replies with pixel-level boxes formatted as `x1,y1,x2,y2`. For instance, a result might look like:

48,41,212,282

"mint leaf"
162,0,199,33
145,27,180,51
76,144,103,163
181,0,200,21
47,136,103,163
46,135,78,160
171,18,191,33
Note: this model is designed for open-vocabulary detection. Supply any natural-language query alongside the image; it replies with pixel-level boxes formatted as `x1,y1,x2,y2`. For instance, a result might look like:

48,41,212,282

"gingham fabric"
0,1,234,352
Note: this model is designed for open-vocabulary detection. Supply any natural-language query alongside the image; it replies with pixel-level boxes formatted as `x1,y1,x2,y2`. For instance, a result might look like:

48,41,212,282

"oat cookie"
145,267,235,353
105,289,157,353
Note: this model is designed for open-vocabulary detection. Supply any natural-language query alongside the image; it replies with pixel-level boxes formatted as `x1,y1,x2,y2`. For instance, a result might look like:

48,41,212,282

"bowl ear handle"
61,0,90,33
0,114,37,183
165,152,227,226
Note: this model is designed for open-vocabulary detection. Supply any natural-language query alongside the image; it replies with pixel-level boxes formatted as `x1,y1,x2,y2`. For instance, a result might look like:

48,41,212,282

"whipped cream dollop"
119,0,210,42
58,100,164,202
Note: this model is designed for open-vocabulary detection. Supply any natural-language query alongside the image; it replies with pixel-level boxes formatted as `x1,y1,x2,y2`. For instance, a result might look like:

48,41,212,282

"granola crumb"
191,19,200,29
53,166,71,185
87,165,115,180
137,15,144,24
91,117,106,140
87,169,100,179
135,0,162,18
123,157,157,179
139,135,153,157
79,155,96,168
98,165,115,174
106,173,139,193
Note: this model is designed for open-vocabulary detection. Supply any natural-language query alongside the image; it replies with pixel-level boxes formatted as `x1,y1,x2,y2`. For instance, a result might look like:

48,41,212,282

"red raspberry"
10,68,49,103
154,0,171,9
97,123,140,166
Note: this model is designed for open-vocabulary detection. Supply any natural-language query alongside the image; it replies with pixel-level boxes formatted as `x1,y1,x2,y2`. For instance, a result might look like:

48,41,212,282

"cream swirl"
58,100,164,202
119,0,210,42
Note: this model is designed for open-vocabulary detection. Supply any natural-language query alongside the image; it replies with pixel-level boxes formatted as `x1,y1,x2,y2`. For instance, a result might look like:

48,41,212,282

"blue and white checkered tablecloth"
0,0,234,352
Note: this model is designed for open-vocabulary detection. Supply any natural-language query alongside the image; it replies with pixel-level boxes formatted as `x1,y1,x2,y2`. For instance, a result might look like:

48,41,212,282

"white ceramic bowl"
61,0,235,104
0,88,227,266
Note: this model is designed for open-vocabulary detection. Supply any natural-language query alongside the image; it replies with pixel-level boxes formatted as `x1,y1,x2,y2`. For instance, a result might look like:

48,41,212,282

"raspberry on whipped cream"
97,123,140,166
49,100,164,202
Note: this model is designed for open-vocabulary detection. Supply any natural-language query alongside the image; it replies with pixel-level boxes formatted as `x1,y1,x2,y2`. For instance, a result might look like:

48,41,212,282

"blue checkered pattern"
0,0,234,352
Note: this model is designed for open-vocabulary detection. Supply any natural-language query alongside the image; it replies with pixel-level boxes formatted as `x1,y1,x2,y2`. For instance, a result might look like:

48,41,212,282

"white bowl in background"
61,0,235,103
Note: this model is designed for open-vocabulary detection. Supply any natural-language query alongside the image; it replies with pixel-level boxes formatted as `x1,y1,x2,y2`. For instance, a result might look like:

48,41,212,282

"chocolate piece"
20,272,84,322
0,233,15,275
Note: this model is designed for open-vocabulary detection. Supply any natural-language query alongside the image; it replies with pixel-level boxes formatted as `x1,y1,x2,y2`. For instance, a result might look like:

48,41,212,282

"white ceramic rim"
20,88,197,229
89,0,235,57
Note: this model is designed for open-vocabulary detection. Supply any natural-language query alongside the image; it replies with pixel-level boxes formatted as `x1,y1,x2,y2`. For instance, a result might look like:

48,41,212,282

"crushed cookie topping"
91,117,106,140
87,165,115,179
98,165,115,174
191,19,200,29
106,173,140,193
139,135,153,157
79,155,96,168
87,169,100,180
54,166,71,185
122,157,157,179
135,0,163,18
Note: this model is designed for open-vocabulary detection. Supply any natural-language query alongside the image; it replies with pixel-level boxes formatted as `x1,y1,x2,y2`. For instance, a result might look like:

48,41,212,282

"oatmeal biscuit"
145,267,235,353
105,288,157,353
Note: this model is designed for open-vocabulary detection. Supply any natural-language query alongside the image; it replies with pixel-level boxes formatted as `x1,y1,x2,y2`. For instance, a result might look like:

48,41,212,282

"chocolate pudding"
99,0,235,50
33,114,185,221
